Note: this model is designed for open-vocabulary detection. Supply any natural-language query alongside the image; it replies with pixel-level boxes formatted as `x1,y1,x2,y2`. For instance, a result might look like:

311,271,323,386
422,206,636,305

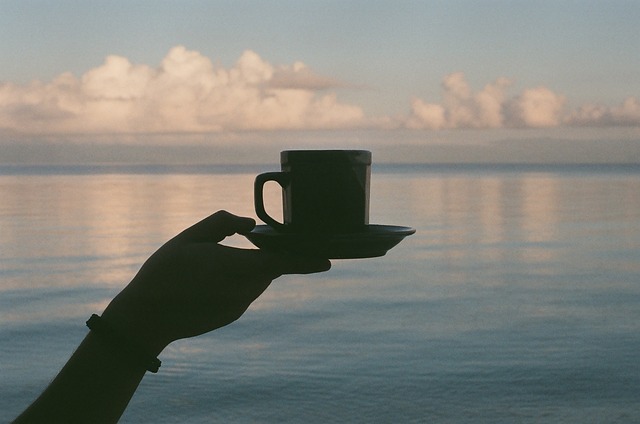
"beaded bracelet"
86,314,161,373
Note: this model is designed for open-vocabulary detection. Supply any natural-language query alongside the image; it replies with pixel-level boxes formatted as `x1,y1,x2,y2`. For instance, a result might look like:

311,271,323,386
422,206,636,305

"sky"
1,0,639,164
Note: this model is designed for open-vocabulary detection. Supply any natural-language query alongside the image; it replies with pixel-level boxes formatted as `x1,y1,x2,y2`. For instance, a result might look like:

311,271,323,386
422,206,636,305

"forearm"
12,211,330,423
13,330,148,424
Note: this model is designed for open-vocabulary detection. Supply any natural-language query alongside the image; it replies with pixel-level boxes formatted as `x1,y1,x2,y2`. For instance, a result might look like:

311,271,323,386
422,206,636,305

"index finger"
175,210,256,244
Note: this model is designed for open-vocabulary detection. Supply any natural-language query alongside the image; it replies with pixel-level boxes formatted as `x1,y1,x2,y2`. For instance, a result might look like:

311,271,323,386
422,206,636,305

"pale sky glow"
1,0,639,163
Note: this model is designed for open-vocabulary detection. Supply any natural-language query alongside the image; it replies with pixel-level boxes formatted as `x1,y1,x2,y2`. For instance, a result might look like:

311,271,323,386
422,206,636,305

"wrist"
86,314,162,373
101,294,171,359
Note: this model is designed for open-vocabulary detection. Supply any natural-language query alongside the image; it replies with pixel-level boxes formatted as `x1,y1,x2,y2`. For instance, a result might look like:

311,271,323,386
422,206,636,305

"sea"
1,163,639,423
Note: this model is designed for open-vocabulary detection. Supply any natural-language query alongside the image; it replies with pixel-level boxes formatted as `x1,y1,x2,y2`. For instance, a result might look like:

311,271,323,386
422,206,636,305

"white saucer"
246,224,416,259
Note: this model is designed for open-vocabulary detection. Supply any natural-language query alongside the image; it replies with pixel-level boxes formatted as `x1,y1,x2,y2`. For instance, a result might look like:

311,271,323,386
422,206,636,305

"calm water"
1,164,639,423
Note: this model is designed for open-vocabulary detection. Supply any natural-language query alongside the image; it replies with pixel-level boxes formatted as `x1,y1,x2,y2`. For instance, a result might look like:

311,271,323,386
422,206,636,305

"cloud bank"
0,46,365,135
407,73,513,130
1,46,639,136
407,72,640,130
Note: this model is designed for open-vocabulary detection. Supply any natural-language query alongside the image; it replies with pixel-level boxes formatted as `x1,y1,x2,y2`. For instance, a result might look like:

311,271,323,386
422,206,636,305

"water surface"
1,164,639,423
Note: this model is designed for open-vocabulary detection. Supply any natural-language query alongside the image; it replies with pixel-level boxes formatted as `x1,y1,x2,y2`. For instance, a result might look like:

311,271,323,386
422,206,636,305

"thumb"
176,210,256,243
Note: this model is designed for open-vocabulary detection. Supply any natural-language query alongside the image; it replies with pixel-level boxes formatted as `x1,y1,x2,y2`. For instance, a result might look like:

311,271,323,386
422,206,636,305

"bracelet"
86,314,161,373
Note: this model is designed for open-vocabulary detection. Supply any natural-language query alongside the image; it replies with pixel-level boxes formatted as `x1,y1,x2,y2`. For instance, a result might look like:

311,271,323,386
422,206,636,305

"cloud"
268,61,346,90
505,86,566,128
406,72,511,129
406,73,566,129
406,72,638,130
2,50,639,137
0,46,364,135
565,96,640,127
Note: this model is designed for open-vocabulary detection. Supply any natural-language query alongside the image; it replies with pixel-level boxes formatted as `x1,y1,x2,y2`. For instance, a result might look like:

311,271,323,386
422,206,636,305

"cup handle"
254,171,291,231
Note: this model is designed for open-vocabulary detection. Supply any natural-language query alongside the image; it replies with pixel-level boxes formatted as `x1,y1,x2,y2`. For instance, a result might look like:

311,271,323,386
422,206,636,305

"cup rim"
281,149,371,165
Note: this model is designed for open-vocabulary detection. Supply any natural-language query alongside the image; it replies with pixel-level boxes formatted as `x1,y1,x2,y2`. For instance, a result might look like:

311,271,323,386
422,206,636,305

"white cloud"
406,72,639,130
1,51,639,137
439,72,511,129
0,46,364,135
406,98,446,130
269,61,345,90
406,72,512,129
406,73,566,129
565,96,640,127
505,86,566,128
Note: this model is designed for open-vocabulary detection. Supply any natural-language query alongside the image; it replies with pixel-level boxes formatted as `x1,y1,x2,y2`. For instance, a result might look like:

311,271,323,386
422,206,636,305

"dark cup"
255,150,372,234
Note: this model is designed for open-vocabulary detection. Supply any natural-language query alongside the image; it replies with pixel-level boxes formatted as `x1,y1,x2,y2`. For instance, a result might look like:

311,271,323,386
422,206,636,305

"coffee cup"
254,150,372,233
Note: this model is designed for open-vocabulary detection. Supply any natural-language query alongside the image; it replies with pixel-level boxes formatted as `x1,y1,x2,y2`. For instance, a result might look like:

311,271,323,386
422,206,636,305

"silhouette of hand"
101,210,331,355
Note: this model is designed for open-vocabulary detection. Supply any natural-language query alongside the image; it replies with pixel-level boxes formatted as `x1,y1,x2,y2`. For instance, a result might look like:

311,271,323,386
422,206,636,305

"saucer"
246,225,416,259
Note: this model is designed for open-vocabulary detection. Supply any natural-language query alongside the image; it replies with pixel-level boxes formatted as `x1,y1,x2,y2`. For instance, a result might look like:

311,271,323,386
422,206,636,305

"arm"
14,211,330,423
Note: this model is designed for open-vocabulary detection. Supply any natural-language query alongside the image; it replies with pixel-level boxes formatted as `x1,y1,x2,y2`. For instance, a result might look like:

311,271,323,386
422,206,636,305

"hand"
101,210,331,355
